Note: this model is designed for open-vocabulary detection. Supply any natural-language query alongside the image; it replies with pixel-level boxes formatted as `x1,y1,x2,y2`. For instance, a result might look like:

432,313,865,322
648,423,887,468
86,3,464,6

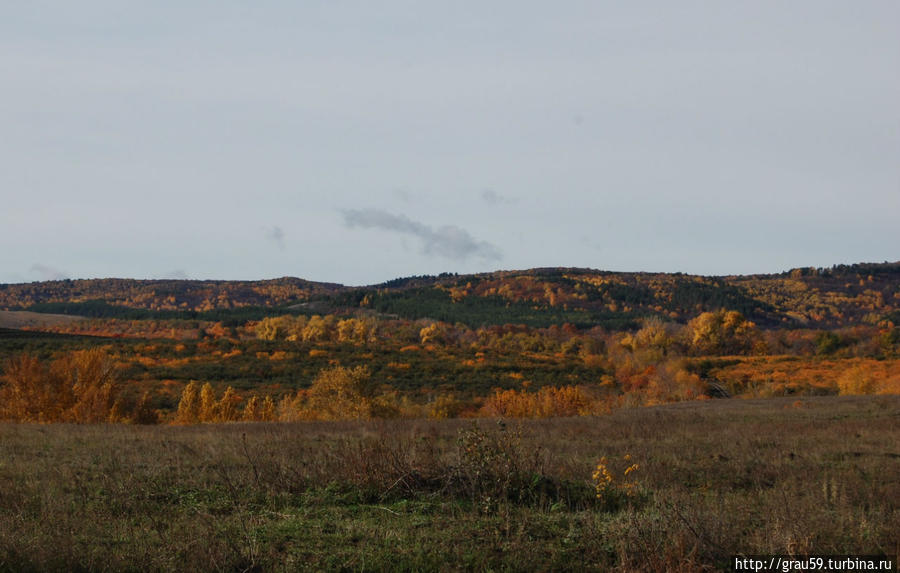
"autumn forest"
1,262,898,424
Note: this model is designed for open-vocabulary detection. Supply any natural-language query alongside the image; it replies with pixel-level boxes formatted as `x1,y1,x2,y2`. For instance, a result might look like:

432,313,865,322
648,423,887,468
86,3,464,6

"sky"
2,1,898,286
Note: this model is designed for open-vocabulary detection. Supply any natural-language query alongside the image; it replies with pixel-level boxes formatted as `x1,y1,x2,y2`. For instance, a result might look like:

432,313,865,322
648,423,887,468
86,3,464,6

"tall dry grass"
0,395,897,571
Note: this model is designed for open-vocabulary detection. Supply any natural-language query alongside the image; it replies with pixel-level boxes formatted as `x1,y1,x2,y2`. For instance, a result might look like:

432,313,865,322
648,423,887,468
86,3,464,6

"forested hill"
1,262,897,329
0,278,342,314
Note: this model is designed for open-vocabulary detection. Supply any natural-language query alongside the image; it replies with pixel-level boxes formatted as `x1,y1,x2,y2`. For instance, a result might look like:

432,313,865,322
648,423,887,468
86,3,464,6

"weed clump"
592,454,642,511
452,421,593,512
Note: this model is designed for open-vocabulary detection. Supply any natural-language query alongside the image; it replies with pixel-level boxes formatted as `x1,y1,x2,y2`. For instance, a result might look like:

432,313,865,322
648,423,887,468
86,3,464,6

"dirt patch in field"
0,310,84,329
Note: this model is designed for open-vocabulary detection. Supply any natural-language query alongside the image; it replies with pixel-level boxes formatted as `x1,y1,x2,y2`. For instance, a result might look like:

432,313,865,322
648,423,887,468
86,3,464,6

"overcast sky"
2,1,898,286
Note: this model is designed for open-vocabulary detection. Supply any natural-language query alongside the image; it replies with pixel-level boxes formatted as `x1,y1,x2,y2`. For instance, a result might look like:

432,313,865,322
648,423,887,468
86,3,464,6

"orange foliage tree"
687,310,757,355
0,348,125,423
280,365,377,421
174,381,248,423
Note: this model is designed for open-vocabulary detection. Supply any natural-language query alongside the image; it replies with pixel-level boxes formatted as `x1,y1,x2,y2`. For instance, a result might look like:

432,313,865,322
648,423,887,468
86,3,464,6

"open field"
1,395,897,571
0,311,84,330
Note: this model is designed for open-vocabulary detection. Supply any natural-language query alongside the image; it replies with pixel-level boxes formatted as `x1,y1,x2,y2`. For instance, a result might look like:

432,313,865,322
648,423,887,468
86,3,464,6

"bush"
0,349,123,423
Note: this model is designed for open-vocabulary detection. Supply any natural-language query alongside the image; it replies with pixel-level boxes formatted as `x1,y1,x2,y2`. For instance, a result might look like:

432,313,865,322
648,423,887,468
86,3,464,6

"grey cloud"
481,189,516,206
30,264,69,281
266,226,286,250
341,208,502,261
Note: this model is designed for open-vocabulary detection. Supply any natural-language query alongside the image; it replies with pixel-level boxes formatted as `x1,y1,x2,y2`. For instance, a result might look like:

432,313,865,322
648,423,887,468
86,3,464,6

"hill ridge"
1,261,897,329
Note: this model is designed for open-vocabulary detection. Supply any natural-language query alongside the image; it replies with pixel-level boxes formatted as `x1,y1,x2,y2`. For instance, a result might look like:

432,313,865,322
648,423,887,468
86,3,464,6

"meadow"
1,266,898,570
2,395,897,571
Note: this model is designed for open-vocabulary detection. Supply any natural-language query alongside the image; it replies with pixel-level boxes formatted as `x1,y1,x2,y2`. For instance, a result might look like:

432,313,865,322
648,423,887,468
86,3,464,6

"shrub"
0,349,122,423
592,453,642,512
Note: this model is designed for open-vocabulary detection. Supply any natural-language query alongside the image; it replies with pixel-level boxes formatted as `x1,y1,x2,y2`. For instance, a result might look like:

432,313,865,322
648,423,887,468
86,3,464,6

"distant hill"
1,262,897,329
0,277,341,312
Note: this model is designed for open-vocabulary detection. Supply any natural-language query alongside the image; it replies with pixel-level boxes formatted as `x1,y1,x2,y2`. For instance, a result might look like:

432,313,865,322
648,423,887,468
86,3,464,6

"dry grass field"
0,311,83,330
1,395,898,571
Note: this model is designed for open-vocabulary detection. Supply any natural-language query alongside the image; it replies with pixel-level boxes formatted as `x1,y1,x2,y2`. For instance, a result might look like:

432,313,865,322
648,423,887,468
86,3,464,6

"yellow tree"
175,381,201,424
353,316,377,343
260,395,277,421
255,316,282,340
254,315,306,341
199,382,218,422
285,315,308,341
217,386,241,422
336,318,357,343
301,365,374,420
242,394,278,421
302,315,334,343
0,354,68,422
337,317,378,344
633,317,677,356
0,349,122,423
687,310,756,355
419,322,447,345
243,395,261,421
56,348,120,423
1,355,42,421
